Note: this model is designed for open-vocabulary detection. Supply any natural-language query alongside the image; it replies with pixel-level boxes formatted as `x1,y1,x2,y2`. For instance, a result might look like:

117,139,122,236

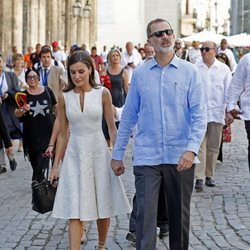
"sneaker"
9,158,17,171
205,177,215,187
126,231,136,242
195,179,203,192
0,166,7,174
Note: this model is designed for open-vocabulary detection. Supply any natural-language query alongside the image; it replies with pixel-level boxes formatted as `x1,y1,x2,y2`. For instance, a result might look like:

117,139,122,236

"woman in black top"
102,49,129,146
15,67,57,181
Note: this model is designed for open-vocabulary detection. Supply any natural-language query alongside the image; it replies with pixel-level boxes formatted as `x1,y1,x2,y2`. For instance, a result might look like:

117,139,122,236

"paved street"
0,120,250,250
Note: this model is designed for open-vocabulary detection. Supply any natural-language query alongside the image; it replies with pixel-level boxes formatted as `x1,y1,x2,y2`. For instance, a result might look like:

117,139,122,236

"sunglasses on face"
27,75,39,80
200,47,214,52
148,29,174,38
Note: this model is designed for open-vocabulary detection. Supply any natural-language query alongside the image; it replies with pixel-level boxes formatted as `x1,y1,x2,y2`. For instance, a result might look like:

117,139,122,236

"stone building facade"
0,0,97,57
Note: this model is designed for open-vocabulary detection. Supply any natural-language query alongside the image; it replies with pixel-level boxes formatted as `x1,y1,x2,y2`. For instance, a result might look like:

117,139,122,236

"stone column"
83,15,90,48
51,0,59,42
64,0,71,47
89,0,97,47
38,0,46,45
46,0,52,44
77,15,83,45
58,0,66,45
1,0,12,57
70,0,78,45
29,0,40,46
12,0,23,52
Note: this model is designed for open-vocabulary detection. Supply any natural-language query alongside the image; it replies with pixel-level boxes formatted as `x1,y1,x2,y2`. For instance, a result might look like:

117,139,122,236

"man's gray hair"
146,18,172,38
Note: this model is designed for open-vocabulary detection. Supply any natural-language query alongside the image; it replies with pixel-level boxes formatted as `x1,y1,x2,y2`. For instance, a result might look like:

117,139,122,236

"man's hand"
225,112,234,125
230,109,242,119
111,159,125,176
177,151,195,172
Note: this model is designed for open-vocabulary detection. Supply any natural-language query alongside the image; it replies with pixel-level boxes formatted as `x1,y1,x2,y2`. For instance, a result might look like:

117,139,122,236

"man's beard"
154,44,174,54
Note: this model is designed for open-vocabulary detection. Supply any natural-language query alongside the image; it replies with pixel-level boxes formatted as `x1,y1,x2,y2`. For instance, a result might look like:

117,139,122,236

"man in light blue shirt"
111,18,206,250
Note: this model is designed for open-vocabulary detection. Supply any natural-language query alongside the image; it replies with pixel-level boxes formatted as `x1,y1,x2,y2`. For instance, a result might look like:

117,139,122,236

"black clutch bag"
31,160,57,214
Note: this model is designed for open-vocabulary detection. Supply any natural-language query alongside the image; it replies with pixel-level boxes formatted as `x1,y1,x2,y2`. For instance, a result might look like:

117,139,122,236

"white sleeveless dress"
52,87,131,221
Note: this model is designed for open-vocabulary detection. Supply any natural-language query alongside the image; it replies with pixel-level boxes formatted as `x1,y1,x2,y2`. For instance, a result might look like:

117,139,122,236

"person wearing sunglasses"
194,41,232,192
14,67,57,182
111,18,207,250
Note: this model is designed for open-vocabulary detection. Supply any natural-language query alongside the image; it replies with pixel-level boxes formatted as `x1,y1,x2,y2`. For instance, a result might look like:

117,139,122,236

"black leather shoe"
195,179,203,192
126,231,136,242
159,227,169,239
9,159,17,171
205,177,215,187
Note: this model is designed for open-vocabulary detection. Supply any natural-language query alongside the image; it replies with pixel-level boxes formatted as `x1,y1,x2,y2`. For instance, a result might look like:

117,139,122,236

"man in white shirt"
195,41,232,191
52,41,66,68
226,53,250,172
121,41,142,84
217,39,237,73
100,45,108,67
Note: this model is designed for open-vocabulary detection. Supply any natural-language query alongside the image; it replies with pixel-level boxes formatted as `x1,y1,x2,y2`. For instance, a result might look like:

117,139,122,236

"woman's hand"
22,104,30,112
49,166,59,187
44,145,54,158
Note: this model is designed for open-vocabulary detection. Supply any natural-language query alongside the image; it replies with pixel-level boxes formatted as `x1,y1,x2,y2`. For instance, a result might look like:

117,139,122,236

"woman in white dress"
49,51,131,250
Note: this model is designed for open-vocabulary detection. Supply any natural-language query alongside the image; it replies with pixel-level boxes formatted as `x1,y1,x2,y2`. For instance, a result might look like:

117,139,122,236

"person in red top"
23,46,33,68
91,46,104,74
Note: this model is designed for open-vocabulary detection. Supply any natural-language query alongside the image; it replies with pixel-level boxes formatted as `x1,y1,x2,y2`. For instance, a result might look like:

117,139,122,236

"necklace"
28,86,42,95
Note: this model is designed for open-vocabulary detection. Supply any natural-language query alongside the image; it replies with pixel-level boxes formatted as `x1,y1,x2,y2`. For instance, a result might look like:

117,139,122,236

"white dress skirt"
52,87,131,221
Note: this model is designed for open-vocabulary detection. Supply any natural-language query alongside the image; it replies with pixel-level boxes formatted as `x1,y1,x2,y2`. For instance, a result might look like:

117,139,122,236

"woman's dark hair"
216,53,231,70
25,67,40,82
64,51,98,92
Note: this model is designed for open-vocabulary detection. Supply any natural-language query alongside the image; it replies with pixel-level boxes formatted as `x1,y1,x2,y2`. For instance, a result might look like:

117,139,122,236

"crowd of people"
0,17,249,250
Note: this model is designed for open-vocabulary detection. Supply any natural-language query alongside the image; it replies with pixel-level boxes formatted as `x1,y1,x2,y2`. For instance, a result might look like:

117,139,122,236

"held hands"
111,159,125,176
225,112,234,125
177,151,195,172
230,109,242,119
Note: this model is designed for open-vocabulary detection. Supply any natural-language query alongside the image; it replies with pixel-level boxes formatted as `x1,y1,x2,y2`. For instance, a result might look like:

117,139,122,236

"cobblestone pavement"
0,120,250,250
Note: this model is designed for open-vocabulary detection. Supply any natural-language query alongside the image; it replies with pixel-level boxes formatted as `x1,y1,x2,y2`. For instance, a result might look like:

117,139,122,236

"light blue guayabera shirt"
112,55,207,166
